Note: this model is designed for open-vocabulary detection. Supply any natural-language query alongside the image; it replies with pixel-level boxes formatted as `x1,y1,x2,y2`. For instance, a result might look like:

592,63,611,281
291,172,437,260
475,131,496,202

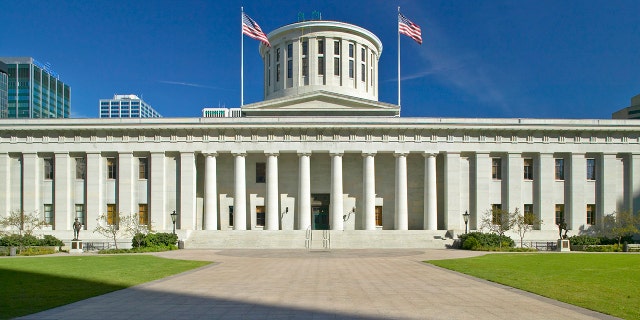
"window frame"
43,204,54,225
107,204,117,226
255,162,266,183
586,158,596,180
586,204,596,225
555,158,565,180
44,158,54,180
555,204,565,225
107,158,117,180
256,206,265,227
138,157,148,180
75,157,86,180
139,204,149,225
492,158,502,180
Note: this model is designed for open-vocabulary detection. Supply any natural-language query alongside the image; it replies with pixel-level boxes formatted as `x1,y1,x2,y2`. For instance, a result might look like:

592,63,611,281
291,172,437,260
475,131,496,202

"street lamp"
462,210,470,234
170,210,177,235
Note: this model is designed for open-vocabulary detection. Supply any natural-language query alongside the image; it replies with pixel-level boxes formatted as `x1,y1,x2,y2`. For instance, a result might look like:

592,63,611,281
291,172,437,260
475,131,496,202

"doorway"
311,194,330,230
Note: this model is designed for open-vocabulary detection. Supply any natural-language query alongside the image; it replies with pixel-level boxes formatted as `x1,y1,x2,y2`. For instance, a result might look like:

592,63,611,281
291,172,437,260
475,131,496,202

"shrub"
0,234,40,247
131,232,178,248
568,235,600,246
458,232,515,250
39,235,63,246
19,247,55,256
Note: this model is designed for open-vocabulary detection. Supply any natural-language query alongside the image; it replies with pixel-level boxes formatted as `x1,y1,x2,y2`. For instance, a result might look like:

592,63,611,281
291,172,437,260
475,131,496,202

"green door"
312,206,329,230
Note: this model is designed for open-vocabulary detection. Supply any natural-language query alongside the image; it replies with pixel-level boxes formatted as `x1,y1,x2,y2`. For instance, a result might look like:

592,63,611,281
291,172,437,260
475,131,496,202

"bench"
625,243,640,252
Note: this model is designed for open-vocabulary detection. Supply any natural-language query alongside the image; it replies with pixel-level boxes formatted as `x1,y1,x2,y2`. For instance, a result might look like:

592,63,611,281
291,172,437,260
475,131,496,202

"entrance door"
312,206,329,230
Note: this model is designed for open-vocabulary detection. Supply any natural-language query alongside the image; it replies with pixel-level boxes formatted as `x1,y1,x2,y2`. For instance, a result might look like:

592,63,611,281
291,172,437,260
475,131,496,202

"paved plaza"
19,249,618,320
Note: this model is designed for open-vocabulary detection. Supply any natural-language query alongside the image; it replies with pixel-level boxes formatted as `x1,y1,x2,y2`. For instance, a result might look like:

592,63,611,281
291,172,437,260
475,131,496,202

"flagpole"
397,6,401,113
241,7,244,107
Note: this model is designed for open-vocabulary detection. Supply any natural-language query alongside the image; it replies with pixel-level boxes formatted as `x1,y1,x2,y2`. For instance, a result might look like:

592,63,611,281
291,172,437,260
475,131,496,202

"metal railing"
305,226,312,250
524,241,557,251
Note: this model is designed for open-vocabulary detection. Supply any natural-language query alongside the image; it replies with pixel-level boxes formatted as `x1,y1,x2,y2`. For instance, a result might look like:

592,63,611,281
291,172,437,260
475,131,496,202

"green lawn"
428,253,640,319
0,255,210,319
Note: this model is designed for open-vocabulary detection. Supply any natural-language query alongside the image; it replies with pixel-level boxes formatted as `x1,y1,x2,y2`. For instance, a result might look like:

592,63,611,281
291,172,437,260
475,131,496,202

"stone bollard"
9,246,16,256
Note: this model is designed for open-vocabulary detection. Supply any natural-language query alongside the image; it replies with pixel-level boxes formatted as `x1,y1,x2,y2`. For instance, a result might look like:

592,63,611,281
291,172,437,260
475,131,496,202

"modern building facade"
612,93,640,119
99,94,162,118
0,21,639,248
0,57,70,119
0,61,8,118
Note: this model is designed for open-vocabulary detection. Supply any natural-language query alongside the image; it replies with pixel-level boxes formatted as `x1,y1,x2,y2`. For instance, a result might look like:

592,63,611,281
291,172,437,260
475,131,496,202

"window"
287,60,293,79
491,204,503,225
523,158,533,180
492,158,502,179
523,204,534,225
256,206,265,227
302,58,308,77
334,41,340,55
276,48,280,62
256,163,266,183
287,43,292,58
229,206,234,227
107,204,117,225
44,158,54,180
44,204,53,225
139,204,149,225
138,158,148,179
555,204,564,225
75,204,85,227
348,43,354,58
586,158,596,180
361,48,366,61
375,206,383,227
555,158,564,180
334,57,340,76
318,39,324,54
348,60,354,78
276,64,281,82
318,57,325,75
75,157,86,179
302,40,308,56
107,158,117,179
586,204,596,225
360,48,366,81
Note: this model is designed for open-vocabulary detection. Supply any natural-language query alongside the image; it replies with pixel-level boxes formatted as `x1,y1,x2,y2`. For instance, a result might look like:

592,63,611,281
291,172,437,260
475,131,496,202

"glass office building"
0,57,70,118
0,61,8,118
99,94,162,118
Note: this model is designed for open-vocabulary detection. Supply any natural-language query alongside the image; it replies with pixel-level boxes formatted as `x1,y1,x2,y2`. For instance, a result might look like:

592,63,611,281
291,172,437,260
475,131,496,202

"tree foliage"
513,208,542,248
0,210,47,237
480,207,515,248
597,210,640,246
93,212,138,249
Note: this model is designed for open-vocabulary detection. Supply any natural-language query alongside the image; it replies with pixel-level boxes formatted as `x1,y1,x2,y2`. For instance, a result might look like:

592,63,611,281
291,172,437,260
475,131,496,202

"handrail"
322,229,331,250
305,225,312,250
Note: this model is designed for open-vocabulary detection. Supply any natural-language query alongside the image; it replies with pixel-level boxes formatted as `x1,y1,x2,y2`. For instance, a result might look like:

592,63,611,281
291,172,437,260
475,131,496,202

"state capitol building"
1,20,639,248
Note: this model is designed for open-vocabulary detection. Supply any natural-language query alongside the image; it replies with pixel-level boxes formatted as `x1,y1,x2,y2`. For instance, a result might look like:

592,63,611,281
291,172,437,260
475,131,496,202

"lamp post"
462,210,470,234
170,210,177,235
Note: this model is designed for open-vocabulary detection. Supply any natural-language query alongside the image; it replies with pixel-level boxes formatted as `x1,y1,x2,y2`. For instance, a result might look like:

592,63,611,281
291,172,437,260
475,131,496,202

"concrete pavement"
19,249,619,320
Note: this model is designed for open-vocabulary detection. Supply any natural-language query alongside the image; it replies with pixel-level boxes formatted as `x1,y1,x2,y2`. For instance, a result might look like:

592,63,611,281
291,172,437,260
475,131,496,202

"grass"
0,255,210,319
428,253,640,319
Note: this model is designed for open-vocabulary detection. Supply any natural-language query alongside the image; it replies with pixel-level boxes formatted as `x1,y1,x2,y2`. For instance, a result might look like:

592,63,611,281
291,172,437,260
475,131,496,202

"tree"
598,210,640,246
0,210,47,237
513,208,542,248
93,212,137,249
480,207,515,248
127,214,154,248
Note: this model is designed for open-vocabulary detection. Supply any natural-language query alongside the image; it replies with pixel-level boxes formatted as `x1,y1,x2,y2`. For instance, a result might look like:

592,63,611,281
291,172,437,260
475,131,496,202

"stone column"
0,153,10,216
54,152,71,230
567,153,585,230
150,152,166,230
473,152,491,231
363,152,376,230
22,153,39,214
443,152,461,230
266,152,279,230
85,152,102,230
505,153,522,213
118,152,135,218
298,153,311,230
233,153,247,230
536,153,555,230
330,153,344,231
180,152,197,230
394,152,408,230
204,153,218,230
424,152,437,230
598,153,617,225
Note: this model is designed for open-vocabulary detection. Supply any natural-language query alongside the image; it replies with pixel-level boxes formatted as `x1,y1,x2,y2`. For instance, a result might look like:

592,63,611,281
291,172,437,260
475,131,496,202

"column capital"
54,152,69,156
329,152,343,157
232,152,247,157
423,152,438,158
202,152,218,157
297,152,311,157
265,152,279,157
362,152,376,157
118,151,134,156
393,152,408,157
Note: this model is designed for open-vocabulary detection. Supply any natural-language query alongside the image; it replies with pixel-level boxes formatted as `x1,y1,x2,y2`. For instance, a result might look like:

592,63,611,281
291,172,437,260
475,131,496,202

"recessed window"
334,41,340,55
523,158,533,180
276,48,280,62
318,57,325,75
586,204,596,225
276,64,281,82
107,204,117,225
138,158,148,180
229,206,234,227
555,158,564,180
287,60,293,79
492,158,502,180
586,158,596,180
348,43,354,58
256,206,265,227
318,39,324,54
334,57,340,76
287,43,292,58
555,204,564,225
302,40,308,56
43,158,54,180
523,204,534,225
139,204,149,225
75,204,85,228
44,204,53,225
256,162,266,183
491,204,503,225
348,60,354,78
302,58,308,77
375,206,382,227
107,158,117,179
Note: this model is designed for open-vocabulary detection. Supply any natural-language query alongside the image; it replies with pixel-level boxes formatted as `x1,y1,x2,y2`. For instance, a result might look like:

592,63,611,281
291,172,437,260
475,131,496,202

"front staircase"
183,230,455,249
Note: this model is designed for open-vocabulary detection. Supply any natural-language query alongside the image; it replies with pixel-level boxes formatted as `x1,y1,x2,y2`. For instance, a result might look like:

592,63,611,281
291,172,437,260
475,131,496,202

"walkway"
19,249,618,320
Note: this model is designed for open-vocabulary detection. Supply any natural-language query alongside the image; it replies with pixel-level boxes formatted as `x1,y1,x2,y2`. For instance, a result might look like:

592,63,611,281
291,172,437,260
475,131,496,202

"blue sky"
1,0,639,119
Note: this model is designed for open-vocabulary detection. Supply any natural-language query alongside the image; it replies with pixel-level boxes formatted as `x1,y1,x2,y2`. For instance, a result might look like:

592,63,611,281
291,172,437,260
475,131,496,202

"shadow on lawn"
5,268,390,320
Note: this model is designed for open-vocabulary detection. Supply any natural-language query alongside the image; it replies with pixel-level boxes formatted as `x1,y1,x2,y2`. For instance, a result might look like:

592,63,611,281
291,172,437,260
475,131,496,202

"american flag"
242,13,270,47
398,13,422,45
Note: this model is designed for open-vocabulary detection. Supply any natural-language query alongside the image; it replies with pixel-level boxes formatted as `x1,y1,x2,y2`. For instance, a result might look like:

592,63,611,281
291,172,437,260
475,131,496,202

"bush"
584,244,622,252
0,234,40,247
458,232,515,250
568,235,600,246
131,232,178,248
39,235,63,246
19,247,55,256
